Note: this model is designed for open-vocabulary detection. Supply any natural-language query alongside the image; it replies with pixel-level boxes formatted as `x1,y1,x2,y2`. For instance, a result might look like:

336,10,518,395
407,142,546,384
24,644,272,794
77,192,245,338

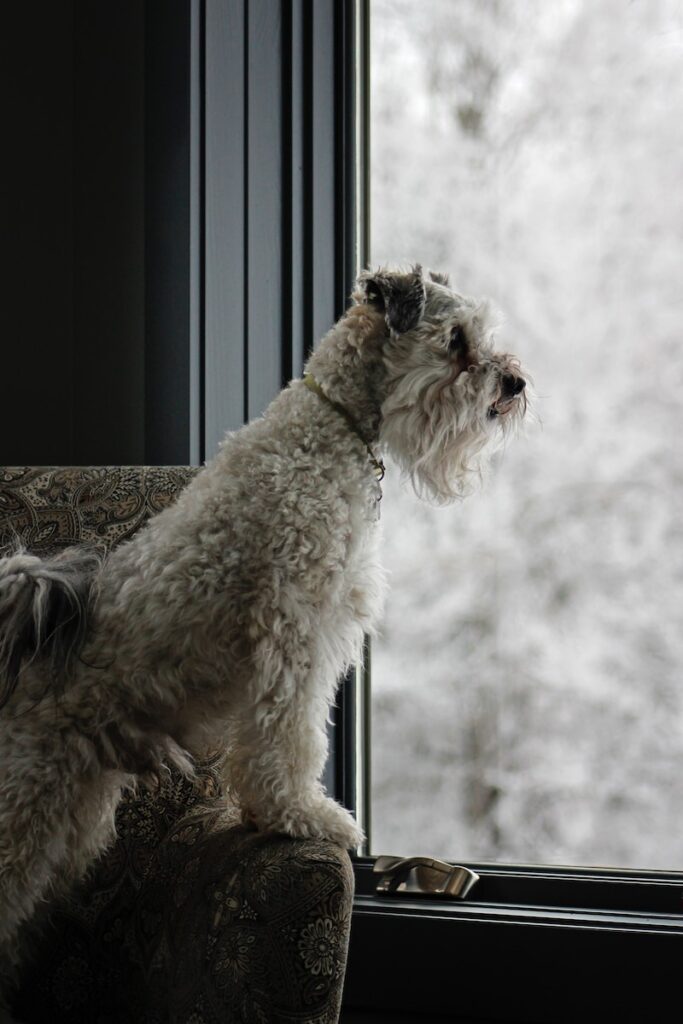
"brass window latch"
373,856,479,899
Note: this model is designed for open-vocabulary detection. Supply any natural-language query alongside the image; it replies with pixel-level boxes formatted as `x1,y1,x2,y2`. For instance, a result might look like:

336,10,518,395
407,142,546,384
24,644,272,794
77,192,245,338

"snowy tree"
370,0,683,868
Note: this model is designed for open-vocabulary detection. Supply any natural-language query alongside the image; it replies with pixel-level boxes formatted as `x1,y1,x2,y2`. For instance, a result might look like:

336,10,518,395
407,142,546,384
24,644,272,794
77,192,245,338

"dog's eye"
448,324,466,353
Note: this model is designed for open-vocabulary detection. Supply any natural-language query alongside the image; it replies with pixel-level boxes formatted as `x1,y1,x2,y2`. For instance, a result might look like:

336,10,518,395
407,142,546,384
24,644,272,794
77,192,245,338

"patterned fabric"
0,466,199,553
4,467,354,1024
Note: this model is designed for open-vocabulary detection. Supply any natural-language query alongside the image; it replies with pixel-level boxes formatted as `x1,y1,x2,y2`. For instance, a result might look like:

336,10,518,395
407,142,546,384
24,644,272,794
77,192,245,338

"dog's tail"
0,544,103,710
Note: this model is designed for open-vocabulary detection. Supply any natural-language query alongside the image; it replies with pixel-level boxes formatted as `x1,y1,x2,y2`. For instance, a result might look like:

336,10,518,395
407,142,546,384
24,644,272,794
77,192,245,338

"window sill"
344,859,683,1022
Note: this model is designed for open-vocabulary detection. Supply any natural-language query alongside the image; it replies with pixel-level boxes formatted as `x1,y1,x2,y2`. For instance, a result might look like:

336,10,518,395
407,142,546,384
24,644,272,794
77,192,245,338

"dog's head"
353,265,528,503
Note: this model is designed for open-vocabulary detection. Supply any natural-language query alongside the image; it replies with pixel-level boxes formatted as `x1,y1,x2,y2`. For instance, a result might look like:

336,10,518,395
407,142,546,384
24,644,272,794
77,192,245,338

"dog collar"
303,374,386,483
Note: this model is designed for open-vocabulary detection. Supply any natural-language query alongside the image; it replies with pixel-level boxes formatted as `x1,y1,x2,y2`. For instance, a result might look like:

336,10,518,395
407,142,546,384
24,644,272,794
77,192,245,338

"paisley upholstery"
4,467,353,1024
0,465,200,553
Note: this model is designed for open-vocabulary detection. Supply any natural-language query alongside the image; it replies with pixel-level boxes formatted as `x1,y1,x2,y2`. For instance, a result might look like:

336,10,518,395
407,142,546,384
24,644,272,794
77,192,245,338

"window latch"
373,856,479,899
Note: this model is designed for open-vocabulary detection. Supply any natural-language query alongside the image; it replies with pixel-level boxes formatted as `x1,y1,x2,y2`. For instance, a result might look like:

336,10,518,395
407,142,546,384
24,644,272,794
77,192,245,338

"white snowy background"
370,0,683,868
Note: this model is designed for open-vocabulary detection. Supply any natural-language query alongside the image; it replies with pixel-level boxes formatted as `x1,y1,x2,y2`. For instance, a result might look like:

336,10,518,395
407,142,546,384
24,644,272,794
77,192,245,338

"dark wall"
1,1,145,466
73,1,146,465
2,4,75,463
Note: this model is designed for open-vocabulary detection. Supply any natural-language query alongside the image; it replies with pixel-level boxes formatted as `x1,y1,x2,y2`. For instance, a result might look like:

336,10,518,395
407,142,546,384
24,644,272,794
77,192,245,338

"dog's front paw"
254,797,364,849
285,798,365,849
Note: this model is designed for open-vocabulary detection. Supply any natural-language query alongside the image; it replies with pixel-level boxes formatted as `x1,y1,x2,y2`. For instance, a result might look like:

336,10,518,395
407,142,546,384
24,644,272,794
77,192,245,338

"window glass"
370,0,683,868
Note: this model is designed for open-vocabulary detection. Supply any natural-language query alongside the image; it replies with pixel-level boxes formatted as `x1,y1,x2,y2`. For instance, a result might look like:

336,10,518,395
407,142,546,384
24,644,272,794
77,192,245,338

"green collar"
303,374,385,482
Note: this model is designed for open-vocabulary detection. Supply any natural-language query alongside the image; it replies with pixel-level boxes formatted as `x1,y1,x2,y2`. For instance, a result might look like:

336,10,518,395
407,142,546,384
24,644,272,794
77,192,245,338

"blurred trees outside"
370,0,683,867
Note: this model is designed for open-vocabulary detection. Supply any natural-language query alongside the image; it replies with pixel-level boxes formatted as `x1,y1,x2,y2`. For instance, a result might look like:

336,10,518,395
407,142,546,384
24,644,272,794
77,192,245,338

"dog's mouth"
487,398,516,420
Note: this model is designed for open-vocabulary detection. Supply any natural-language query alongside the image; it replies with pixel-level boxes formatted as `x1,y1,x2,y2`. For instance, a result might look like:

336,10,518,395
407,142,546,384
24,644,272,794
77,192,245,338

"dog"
0,265,527,976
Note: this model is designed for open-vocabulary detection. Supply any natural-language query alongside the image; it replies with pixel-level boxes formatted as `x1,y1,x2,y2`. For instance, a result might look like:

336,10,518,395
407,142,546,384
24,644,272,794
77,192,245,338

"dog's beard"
379,367,525,504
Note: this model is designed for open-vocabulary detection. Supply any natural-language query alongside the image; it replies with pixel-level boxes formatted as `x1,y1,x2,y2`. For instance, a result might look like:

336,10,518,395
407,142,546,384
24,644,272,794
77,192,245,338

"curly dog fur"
0,266,528,982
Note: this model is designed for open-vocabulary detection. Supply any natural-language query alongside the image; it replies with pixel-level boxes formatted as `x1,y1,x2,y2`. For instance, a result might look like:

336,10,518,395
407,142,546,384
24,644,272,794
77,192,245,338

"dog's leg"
229,637,363,849
0,715,122,957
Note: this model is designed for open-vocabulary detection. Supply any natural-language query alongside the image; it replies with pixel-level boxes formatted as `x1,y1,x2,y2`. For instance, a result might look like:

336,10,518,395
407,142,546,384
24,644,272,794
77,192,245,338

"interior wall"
1,1,146,467
73,0,146,465
2,3,75,464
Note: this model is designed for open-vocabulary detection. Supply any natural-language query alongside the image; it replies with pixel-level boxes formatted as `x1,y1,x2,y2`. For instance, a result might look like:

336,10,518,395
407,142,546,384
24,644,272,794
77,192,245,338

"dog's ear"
354,265,426,334
428,270,450,286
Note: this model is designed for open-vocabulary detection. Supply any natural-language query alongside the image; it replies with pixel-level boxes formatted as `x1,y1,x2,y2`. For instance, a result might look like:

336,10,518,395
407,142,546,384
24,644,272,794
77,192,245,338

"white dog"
0,266,527,972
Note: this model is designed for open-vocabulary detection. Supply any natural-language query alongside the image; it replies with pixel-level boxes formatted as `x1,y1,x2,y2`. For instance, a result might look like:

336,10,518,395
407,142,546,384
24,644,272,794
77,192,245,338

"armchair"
1,466,353,1024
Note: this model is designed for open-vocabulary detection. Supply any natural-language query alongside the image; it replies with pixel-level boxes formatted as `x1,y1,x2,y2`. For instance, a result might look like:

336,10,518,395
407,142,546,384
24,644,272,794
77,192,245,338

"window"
369,0,683,871
342,2,683,1019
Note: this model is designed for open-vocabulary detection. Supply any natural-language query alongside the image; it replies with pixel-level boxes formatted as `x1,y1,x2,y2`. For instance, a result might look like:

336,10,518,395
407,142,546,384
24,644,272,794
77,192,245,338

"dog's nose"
502,373,526,396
